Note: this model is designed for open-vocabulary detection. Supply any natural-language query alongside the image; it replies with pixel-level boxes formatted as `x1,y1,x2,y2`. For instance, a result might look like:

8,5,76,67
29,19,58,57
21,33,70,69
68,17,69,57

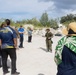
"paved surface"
0,35,62,75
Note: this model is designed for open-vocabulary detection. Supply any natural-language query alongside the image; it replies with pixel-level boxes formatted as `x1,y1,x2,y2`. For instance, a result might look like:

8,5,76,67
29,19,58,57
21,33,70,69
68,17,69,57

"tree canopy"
60,14,76,26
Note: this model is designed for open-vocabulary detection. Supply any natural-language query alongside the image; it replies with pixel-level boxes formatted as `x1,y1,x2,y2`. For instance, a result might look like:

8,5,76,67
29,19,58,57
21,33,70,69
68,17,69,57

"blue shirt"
0,27,17,49
18,28,24,36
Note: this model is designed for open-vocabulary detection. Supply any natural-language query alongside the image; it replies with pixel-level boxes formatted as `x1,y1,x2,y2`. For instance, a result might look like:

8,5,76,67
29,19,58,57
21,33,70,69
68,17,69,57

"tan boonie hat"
69,22,76,32
62,22,76,35
62,27,68,35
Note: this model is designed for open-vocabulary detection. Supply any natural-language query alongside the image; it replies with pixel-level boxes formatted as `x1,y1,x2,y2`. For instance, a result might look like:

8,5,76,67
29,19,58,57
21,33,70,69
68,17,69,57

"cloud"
38,0,76,9
53,0,76,10
38,0,76,18
38,0,51,2
0,0,54,20
0,0,76,20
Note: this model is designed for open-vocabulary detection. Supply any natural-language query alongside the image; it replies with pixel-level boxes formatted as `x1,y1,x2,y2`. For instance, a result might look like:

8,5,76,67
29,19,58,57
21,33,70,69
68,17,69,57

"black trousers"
19,36,24,47
0,49,2,67
28,36,32,42
0,56,2,67
1,48,17,73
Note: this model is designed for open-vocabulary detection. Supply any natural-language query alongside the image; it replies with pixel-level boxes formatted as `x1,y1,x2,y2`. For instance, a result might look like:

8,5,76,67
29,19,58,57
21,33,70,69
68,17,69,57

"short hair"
5,19,10,25
20,25,22,27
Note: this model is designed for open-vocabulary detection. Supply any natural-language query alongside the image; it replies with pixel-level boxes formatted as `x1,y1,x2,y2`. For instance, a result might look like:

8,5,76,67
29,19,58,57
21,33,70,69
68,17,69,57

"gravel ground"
0,35,62,75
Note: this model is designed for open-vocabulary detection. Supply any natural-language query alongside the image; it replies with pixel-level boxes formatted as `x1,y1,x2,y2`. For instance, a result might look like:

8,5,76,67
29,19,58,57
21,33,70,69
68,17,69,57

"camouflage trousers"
46,40,52,52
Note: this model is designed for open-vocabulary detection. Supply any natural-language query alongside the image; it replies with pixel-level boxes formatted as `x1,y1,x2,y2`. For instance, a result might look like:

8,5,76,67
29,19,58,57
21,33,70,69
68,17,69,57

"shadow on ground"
39,47,47,52
38,73,45,75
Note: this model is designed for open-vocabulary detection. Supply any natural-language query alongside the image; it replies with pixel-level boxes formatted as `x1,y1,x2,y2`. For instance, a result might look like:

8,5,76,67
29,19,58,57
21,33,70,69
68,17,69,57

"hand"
14,44,17,48
48,37,51,40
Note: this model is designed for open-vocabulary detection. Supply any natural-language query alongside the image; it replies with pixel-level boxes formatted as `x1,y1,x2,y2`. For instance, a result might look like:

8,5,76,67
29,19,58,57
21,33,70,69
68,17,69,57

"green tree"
31,18,42,27
40,12,49,26
49,19,58,29
25,18,42,27
60,14,75,24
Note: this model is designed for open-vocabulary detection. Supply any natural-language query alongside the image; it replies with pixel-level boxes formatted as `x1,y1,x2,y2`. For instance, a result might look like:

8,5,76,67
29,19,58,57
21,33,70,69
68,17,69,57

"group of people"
0,19,20,75
0,19,75,75
0,21,53,74
16,26,33,48
0,19,34,75
16,26,53,53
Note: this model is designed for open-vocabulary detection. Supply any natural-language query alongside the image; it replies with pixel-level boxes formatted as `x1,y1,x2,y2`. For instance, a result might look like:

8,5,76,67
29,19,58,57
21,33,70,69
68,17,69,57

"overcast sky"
0,0,76,21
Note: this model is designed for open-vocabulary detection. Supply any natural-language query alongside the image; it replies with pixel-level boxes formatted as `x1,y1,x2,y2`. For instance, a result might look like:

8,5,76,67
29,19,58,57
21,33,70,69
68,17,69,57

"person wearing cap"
54,22,76,75
0,19,20,75
18,25,25,48
45,28,53,52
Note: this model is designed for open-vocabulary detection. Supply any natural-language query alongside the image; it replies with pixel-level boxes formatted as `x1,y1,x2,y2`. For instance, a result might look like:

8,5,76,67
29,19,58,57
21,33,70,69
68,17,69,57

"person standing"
54,22,76,75
27,27,33,42
15,26,20,38
0,19,20,75
18,25,25,48
0,22,6,68
45,28,53,52
0,23,4,68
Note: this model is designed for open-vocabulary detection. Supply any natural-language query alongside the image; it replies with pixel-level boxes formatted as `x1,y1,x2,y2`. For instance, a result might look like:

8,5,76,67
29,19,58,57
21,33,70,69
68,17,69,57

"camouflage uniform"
45,31,53,52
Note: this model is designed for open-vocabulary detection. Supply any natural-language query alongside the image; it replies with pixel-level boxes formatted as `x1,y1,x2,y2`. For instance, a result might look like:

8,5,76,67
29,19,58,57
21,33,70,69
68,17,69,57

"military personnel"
45,28,53,52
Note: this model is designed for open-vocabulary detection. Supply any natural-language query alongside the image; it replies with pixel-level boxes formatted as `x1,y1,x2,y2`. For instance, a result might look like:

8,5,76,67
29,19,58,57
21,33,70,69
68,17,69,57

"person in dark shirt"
0,19,20,75
54,22,76,75
0,23,4,68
